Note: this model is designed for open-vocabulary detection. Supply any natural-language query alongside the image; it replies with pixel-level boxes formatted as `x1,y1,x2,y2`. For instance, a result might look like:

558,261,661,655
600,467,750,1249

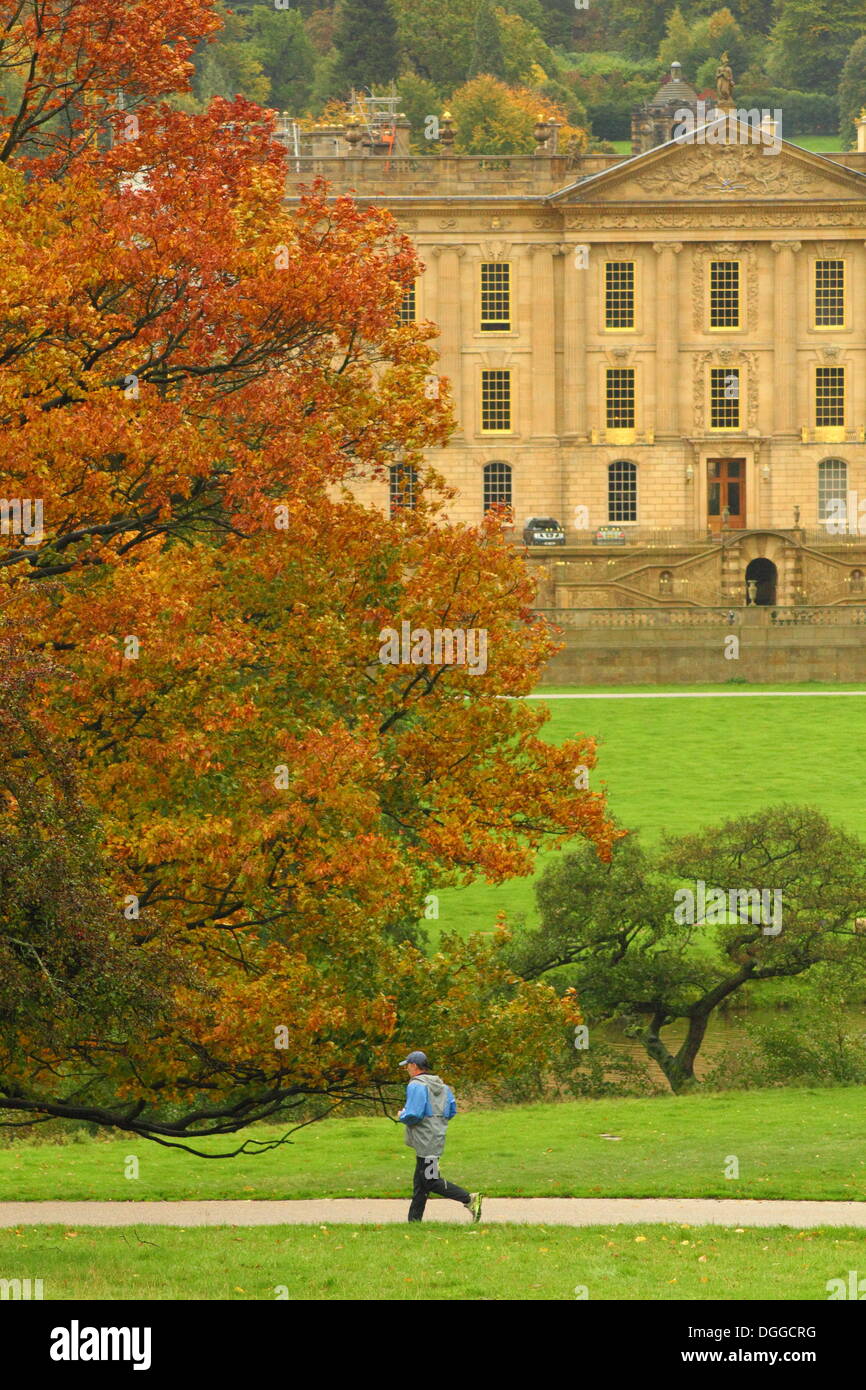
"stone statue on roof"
716,52,734,106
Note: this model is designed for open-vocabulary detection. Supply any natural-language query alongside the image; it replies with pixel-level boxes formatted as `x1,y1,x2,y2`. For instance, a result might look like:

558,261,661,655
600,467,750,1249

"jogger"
409,1154,471,1222
396,1050,483,1224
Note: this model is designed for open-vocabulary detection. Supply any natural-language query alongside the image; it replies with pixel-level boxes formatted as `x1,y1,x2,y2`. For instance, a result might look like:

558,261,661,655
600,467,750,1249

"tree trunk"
641,1010,709,1094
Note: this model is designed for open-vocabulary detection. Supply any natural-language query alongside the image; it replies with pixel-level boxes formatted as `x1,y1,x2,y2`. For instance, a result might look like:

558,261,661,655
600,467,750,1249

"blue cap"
399,1051,429,1068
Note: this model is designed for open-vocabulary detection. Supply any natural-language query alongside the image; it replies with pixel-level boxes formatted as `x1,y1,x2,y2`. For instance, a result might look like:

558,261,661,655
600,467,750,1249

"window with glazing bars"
389,463,418,513
481,369,511,431
608,460,637,522
710,261,739,328
398,284,416,323
818,458,848,522
480,263,511,331
815,260,844,327
605,368,635,429
816,366,845,426
483,461,512,511
605,262,634,328
710,367,740,428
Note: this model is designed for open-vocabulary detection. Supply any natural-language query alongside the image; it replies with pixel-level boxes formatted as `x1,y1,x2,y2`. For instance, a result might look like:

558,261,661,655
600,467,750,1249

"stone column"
652,241,683,438
771,241,802,436
560,240,588,440
430,245,465,436
528,244,557,439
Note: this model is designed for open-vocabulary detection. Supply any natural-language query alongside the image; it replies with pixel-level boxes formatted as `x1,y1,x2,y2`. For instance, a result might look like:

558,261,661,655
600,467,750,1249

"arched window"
818,458,848,526
389,463,418,514
659,569,673,595
851,569,864,592
608,460,637,522
483,461,512,513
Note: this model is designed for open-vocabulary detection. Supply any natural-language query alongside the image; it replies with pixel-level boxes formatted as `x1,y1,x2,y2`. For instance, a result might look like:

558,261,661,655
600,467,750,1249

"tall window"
818,458,848,524
710,261,740,328
605,262,635,329
608,460,637,522
389,463,418,514
816,367,845,427
480,263,511,332
815,260,844,328
483,461,512,512
605,368,635,429
481,369,511,432
710,367,740,428
398,284,416,323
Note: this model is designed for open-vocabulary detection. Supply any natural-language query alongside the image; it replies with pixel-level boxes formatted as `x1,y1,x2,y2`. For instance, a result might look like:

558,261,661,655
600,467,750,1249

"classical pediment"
550,139,866,205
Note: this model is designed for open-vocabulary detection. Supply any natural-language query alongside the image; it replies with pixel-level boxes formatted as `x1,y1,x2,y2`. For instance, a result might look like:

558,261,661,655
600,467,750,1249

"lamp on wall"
685,463,694,482
761,462,771,481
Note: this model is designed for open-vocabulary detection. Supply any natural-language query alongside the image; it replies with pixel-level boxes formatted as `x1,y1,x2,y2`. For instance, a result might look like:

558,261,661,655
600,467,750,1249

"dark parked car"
523,516,566,546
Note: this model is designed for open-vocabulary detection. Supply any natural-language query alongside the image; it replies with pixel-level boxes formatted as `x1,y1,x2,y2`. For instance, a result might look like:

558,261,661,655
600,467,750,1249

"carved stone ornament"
635,147,838,199
564,209,864,230
479,240,510,261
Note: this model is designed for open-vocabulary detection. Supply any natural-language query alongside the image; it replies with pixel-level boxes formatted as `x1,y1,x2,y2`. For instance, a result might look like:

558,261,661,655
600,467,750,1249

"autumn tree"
451,74,587,154
0,0,609,1147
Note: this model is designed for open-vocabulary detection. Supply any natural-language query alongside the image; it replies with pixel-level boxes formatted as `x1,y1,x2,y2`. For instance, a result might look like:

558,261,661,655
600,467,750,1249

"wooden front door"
707,458,746,533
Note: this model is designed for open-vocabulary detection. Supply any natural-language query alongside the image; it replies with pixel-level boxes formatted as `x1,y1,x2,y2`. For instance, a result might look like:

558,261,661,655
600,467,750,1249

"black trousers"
408,1153,471,1222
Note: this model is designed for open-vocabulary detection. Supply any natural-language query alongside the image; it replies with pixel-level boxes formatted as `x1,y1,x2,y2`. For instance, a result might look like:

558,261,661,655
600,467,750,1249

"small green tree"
334,0,400,91
397,73,445,151
510,807,866,1093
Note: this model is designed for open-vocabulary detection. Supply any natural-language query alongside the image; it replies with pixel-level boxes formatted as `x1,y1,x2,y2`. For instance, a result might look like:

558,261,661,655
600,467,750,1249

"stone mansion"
283,76,866,614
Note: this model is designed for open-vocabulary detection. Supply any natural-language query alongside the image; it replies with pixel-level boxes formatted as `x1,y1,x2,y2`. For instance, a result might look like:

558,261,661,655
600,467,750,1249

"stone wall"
539,614,866,684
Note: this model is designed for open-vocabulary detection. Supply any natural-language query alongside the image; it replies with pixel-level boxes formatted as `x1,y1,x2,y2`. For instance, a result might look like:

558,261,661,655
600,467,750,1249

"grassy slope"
431,685,866,941
1,1224,860,1300
3,1089,865,1202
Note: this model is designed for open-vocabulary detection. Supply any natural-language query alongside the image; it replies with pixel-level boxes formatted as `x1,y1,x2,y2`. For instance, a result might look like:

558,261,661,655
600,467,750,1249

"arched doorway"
745,557,777,606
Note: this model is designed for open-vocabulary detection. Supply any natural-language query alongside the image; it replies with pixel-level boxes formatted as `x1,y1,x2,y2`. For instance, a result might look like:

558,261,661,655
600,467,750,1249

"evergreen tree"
468,0,507,80
838,34,866,148
334,0,399,90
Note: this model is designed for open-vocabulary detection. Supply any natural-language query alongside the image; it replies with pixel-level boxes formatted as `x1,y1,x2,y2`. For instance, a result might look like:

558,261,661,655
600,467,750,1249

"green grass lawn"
4,1089,866,1202
607,135,840,157
433,684,866,939
1,1223,860,1300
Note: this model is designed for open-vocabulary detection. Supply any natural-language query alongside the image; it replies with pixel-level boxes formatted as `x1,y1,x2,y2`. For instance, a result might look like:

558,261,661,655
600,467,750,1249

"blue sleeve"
398,1081,429,1126
445,1087,457,1119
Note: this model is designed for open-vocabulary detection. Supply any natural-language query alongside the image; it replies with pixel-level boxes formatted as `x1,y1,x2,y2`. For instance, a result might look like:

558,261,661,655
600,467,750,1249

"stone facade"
284,113,866,610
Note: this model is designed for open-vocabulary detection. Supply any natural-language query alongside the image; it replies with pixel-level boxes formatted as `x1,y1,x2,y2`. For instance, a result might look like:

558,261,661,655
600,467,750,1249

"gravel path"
1,1198,865,1228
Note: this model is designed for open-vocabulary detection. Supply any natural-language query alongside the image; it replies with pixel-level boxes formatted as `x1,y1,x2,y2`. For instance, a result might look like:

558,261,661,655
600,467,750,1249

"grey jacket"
399,1073,457,1157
